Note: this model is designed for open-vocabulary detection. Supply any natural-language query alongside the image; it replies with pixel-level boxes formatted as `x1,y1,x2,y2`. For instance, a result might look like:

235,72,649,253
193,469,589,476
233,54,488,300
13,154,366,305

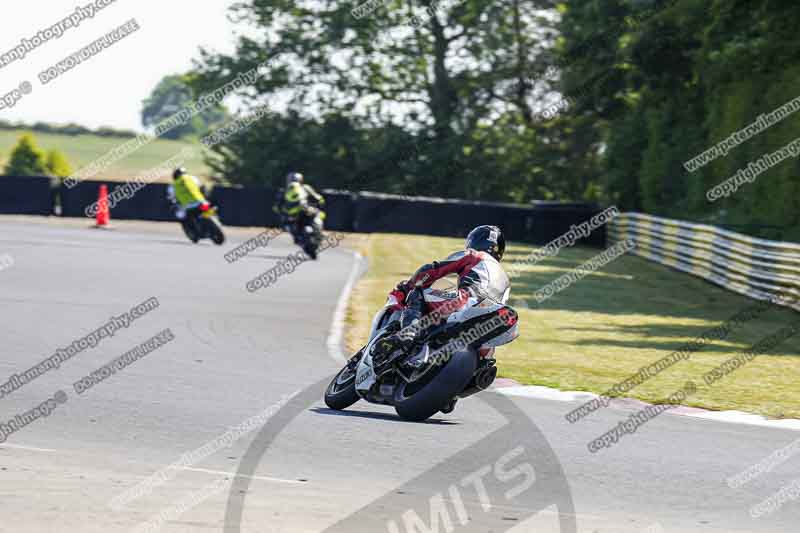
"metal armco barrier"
608,213,800,312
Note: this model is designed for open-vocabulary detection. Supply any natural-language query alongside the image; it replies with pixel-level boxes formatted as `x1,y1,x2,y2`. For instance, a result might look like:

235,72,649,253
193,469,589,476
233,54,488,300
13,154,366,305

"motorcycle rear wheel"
203,217,226,245
303,242,318,260
181,219,199,243
393,350,476,422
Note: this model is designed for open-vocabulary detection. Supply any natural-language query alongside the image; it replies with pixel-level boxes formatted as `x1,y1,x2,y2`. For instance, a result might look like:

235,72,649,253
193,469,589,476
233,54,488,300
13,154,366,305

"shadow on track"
310,406,460,425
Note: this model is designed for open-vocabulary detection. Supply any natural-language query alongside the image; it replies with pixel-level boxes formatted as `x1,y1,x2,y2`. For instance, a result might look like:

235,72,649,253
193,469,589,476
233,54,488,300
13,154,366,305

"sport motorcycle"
325,286,519,421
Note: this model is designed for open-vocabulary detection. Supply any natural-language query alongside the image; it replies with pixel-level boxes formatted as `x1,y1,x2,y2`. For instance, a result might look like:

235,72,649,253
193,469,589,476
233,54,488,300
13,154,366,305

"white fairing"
354,352,377,393
355,326,391,393
356,296,402,393
367,295,401,341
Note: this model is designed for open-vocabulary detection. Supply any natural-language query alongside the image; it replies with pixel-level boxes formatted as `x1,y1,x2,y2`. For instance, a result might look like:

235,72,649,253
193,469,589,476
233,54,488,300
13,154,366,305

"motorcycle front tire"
324,357,361,410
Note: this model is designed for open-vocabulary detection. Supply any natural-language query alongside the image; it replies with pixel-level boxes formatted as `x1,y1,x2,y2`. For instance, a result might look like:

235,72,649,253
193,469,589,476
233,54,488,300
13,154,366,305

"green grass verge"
345,233,800,419
0,129,212,180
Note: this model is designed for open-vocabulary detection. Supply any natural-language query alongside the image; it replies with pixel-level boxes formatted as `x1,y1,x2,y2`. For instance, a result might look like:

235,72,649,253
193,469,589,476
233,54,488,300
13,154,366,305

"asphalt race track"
1,216,798,533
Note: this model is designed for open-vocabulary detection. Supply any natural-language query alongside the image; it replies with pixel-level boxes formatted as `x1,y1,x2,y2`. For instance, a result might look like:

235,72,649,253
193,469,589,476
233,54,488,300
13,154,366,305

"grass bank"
345,233,800,419
0,129,211,180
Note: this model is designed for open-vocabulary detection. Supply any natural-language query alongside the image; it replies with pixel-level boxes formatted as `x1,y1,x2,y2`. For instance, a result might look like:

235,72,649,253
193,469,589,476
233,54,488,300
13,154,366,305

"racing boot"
372,290,425,370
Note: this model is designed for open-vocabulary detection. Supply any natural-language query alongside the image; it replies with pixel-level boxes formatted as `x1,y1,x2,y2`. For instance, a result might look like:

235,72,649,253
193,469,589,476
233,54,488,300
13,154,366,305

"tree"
4,134,48,176
189,0,574,199
46,149,73,177
183,0,800,231
142,74,229,140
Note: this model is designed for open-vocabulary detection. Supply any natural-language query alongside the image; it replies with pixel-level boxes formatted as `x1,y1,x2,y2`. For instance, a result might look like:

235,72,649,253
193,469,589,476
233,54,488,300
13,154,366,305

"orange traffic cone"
95,184,111,228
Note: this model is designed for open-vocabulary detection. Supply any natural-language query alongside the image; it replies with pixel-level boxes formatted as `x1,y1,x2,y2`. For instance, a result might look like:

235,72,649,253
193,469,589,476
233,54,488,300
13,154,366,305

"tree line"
4,1,795,240
183,0,797,240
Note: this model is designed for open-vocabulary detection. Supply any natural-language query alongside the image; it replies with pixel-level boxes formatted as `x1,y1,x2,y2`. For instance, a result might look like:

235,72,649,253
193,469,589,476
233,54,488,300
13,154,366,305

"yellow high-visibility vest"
174,175,205,206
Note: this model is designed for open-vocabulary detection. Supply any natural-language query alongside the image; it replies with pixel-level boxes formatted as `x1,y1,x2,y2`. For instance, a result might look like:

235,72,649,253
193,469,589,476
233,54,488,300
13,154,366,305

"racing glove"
388,280,412,310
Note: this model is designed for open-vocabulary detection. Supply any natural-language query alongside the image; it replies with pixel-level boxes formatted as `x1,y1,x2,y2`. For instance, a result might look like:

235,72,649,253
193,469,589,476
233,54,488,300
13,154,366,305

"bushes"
3,133,73,178
4,134,48,176
45,149,72,178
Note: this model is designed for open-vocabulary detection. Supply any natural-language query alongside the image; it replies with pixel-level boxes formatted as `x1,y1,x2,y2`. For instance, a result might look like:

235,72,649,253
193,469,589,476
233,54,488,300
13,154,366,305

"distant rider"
373,225,515,366
167,167,207,223
275,172,325,243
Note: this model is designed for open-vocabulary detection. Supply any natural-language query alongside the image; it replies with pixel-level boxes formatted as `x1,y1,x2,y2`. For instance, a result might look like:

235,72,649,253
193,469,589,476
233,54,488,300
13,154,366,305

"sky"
0,0,240,132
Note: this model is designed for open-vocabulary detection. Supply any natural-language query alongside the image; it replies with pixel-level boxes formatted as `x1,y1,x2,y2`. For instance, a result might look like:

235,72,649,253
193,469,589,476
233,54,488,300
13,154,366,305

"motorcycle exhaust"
458,365,497,399
475,365,498,389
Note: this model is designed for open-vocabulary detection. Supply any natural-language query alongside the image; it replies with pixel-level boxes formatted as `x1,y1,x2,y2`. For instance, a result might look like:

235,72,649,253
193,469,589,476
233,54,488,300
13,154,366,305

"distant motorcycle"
294,204,326,260
178,202,225,245
325,287,519,421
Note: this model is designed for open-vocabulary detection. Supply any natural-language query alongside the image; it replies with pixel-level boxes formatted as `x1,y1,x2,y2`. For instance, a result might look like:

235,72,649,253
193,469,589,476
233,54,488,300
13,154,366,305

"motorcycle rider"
372,225,516,367
275,172,326,244
167,167,207,223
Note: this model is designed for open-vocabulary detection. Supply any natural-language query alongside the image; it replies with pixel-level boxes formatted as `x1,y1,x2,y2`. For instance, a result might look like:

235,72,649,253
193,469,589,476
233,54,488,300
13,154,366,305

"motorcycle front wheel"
302,224,322,259
324,354,362,410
